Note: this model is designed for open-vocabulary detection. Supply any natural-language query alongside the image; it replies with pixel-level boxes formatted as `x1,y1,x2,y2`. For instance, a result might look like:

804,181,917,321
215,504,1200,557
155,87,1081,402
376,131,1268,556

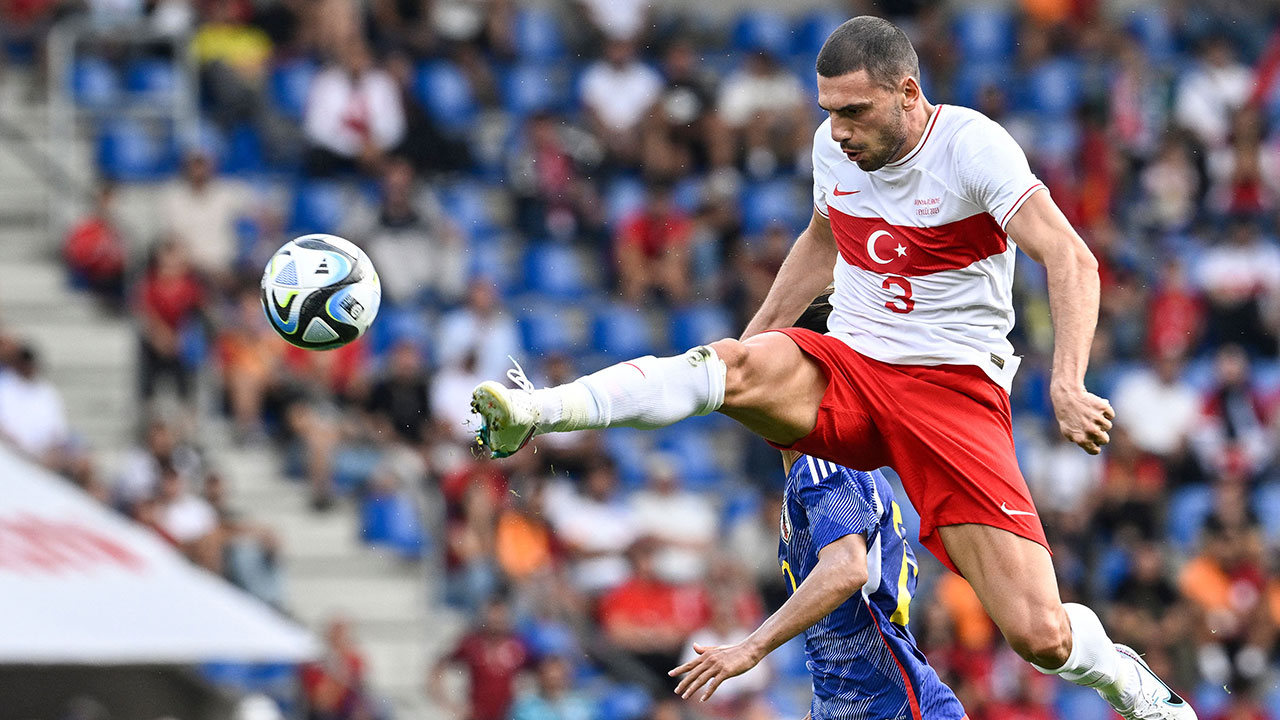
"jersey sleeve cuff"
998,183,1046,229
815,202,829,218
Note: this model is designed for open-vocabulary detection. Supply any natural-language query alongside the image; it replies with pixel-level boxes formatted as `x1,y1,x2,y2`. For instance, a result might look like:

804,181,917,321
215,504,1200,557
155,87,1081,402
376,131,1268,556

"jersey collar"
882,104,943,170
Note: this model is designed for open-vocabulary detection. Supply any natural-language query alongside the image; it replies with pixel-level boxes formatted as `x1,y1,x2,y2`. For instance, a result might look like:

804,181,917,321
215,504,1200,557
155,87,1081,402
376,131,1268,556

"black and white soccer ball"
260,234,381,350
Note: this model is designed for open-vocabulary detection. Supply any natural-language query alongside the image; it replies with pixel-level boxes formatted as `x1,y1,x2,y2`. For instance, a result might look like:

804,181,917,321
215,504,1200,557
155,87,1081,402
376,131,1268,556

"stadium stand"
3,0,1280,718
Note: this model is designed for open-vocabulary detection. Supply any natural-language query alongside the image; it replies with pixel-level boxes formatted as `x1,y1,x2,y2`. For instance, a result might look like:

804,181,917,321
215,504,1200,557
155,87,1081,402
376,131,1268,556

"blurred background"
0,0,1279,718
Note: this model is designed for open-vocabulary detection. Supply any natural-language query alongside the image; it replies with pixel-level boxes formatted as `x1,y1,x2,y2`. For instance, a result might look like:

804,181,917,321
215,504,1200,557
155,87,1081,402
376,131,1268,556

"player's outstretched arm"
1006,191,1114,455
668,532,868,701
740,209,838,339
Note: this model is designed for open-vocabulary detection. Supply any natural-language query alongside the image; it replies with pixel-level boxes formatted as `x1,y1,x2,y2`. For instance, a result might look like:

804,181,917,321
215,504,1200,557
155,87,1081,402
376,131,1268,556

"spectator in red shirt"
302,616,374,720
63,183,126,309
427,594,530,720
1147,258,1204,359
598,537,709,689
136,239,206,406
615,183,693,305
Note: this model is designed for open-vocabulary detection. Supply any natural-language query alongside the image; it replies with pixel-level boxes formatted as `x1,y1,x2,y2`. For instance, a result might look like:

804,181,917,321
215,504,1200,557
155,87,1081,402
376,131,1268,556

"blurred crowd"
4,0,1280,718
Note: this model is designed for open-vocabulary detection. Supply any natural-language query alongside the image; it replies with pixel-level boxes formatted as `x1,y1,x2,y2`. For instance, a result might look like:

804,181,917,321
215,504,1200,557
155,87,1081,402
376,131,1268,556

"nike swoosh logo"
1000,502,1036,517
832,186,860,196
268,291,300,333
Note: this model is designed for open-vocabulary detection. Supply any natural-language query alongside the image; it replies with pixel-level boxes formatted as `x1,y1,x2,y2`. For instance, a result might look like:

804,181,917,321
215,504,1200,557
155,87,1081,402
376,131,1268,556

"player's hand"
668,641,761,702
1050,384,1114,455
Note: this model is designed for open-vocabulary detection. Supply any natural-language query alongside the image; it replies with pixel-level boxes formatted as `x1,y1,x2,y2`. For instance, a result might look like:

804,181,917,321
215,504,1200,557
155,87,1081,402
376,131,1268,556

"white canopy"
0,444,317,664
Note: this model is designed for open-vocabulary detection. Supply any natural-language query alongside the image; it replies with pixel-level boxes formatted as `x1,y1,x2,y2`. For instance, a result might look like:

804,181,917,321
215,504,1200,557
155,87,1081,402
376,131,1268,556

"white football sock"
1034,603,1136,706
534,346,727,432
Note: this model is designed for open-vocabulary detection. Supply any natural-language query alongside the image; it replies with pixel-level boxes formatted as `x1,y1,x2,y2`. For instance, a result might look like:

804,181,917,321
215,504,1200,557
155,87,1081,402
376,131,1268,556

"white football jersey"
812,104,1046,391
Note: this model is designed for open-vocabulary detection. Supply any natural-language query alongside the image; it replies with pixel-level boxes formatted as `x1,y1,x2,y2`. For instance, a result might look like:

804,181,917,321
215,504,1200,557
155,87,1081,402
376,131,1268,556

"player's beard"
856,104,909,172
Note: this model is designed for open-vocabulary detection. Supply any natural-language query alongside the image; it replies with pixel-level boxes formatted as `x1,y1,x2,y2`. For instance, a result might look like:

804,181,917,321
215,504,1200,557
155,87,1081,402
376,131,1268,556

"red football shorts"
766,327,1049,576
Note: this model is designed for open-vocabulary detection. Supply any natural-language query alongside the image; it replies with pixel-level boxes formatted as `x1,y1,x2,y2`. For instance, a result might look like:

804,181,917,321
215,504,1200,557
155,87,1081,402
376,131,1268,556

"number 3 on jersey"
882,276,914,314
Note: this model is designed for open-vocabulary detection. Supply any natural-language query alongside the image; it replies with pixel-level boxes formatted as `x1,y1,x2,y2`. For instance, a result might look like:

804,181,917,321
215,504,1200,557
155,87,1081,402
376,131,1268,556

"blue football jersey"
779,456,966,720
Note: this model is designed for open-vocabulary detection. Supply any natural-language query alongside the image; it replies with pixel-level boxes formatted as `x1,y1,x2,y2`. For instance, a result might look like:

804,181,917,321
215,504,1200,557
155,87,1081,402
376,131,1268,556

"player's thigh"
937,523,1070,661
710,333,826,446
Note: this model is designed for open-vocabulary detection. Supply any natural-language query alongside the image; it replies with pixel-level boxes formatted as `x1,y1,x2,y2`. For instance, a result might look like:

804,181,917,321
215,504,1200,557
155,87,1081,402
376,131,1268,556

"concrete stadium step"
0,227,56,261
284,574,424,625
362,638,428,696
11,321,133,369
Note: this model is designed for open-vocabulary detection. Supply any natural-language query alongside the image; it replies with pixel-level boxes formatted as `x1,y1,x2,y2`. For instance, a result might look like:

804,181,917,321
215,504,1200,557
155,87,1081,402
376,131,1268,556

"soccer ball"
260,234,381,350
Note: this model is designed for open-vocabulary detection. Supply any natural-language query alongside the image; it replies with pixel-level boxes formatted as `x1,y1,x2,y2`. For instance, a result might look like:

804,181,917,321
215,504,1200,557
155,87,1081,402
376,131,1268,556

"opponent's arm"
669,532,868,701
1006,190,1114,454
740,209,838,339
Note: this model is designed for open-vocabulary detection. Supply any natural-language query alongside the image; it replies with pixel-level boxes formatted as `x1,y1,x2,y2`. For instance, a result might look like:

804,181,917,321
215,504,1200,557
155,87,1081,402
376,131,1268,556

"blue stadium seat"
1126,6,1175,61
439,181,497,240
1166,484,1214,554
125,59,179,101
289,181,347,234
72,57,121,108
222,124,264,175
522,243,592,299
1253,482,1280,547
1092,544,1130,599
947,61,1006,109
512,7,566,62
467,235,515,290
669,304,733,351
367,306,432,356
1024,58,1082,117
415,61,476,133
592,304,657,360
603,427,651,489
656,427,723,490
360,491,426,559
792,9,847,59
499,63,571,118
96,118,176,182
731,9,794,57
741,179,807,235
597,684,652,720
268,60,316,119
953,5,1016,63
1053,683,1114,720
605,176,647,228
518,303,583,355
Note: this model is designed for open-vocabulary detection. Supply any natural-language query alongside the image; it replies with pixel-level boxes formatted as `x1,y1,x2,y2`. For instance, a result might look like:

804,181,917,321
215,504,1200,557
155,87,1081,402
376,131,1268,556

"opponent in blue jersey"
670,293,967,720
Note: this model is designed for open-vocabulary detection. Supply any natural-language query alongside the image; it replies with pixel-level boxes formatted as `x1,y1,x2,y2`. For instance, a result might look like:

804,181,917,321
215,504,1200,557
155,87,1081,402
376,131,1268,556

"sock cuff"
689,346,727,415
1035,603,1119,691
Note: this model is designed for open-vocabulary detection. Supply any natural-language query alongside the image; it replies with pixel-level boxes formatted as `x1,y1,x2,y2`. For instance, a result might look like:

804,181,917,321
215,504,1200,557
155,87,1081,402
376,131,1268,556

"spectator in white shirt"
543,459,639,594
1112,351,1202,460
435,281,524,383
629,453,717,584
1174,36,1254,150
303,39,406,177
718,51,810,177
0,344,70,465
155,464,222,570
580,39,662,168
160,149,253,287
1195,217,1280,354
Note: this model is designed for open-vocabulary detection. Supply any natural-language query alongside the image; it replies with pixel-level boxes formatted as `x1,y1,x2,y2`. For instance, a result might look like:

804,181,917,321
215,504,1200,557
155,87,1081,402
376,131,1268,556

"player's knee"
1006,610,1072,668
708,338,751,390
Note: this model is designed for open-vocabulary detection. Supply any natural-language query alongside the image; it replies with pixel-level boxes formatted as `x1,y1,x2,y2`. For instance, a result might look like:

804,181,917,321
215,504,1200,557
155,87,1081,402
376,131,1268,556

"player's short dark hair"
793,289,835,334
816,16,919,88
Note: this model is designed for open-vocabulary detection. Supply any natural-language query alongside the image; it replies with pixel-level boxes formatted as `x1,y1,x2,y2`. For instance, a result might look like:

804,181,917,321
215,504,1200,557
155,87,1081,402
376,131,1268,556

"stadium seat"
438,181,497,240
1125,5,1175,61
414,61,476,133
1024,58,1082,117
222,123,265,175
512,7,566,62
1166,483,1214,554
289,181,347,234
952,5,1016,63
602,427,651,489
731,9,794,57
947,61,1006,109
1092,544,1130,599
96,118,177,182
498,62,571,118
268,60,316,119
605,176,648,228
591,304,658,360
741,179,807,235
1053,683,1115,720
125,59,179,102
518,303,584,355
1253,482,1280,547
669,304,733,352
792,9,847,58
656,426,723,490
71,56,121,108
522,243,592,299
366,306,432,357
360,491,426,559
597,684,652,720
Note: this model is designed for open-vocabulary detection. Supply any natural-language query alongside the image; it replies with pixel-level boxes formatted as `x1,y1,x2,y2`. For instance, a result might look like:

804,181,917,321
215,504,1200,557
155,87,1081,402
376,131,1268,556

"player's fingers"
678,663,716,698
673,663,703,696
1079,440,1100,455
669,658,698,677
1094,430,1110,446
1101,403,1115,421
700,676,722,702
1096,415,1113,431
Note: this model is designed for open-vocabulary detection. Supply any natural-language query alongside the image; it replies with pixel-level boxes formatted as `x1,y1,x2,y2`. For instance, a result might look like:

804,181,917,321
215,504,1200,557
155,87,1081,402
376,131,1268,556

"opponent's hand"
668,642,760,702
1051,384,1114,455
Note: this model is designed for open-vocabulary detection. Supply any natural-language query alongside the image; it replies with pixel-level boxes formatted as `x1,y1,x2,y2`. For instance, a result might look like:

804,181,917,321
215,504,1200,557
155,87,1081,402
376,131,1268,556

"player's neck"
888,100,936,165
780,450,798,474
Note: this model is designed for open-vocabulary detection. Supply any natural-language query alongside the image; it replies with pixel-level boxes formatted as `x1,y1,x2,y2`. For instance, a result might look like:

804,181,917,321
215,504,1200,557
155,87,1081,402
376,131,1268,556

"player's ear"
900,76,921,111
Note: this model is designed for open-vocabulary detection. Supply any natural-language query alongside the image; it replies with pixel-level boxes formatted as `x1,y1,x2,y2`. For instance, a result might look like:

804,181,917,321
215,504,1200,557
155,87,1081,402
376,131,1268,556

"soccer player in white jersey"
471,16,1194,720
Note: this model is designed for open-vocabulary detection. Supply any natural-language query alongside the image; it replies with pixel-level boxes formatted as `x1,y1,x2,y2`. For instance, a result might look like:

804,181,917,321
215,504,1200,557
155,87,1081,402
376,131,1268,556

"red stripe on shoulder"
1000,183,1045,228
828,207,1008,276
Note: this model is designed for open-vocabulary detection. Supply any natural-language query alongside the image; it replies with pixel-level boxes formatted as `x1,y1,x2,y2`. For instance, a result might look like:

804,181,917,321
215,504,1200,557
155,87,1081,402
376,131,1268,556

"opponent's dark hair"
816,16,919,88
793,289,835,334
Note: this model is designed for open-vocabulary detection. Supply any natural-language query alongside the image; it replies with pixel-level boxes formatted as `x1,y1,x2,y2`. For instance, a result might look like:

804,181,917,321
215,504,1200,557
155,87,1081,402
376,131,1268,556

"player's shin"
534,346,727,432
1033,603,1133,704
